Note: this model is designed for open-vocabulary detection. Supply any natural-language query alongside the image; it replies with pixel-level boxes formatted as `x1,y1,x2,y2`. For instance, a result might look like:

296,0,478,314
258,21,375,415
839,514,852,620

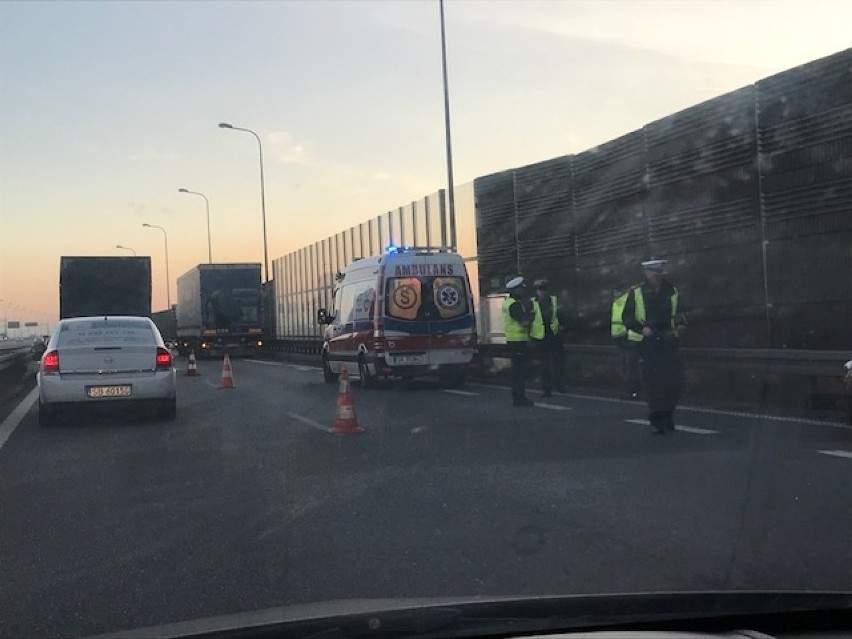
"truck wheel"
322,354,338,384
358,356,377,389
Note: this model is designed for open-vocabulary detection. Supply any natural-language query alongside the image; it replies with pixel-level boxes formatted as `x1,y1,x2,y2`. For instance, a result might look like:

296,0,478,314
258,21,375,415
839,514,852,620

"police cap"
506,276,525,291
641,259,668,274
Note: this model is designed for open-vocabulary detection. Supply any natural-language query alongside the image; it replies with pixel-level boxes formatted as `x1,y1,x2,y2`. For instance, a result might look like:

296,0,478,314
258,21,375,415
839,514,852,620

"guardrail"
265,339,848,374
0,340,29,352
264,339,850,418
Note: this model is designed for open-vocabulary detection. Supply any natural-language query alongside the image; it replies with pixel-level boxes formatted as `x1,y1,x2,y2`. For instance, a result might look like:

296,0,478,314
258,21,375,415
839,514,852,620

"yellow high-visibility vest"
611,292,629,338
530,295,560,340
628,286,679,342
502,297,530,342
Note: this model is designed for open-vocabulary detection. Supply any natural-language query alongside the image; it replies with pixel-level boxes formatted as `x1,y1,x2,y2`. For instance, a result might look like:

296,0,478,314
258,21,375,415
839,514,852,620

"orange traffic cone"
218,353,235,389
331,366,363,434
185,350,199,377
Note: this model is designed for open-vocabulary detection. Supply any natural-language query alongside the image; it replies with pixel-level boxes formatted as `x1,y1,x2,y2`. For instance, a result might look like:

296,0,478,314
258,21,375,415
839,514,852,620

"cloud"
457,0,851,72
127,200,147,217
371,171,391,181
267,131,308,165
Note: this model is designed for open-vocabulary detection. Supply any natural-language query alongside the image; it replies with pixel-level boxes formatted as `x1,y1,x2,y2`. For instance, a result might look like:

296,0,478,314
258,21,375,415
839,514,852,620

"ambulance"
317,246,477,388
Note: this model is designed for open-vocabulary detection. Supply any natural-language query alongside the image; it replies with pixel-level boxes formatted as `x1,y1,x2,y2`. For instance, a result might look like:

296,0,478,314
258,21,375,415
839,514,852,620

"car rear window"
58,319,155,347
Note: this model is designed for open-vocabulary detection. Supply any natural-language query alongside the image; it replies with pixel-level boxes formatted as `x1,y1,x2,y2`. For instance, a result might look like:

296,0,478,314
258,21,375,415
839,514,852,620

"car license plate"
392,355,424,365
86,385,132,398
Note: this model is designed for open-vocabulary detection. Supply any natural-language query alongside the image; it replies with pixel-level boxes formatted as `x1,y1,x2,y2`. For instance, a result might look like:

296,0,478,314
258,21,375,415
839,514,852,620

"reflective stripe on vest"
628,285,679,342
530,295,559,340
503,297,529,342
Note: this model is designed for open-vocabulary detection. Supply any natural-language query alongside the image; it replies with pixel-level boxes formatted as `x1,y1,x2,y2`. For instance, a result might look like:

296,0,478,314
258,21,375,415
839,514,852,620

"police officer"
530,279,566,397
503,276,535,407
621,259,686,434
611,283,641,399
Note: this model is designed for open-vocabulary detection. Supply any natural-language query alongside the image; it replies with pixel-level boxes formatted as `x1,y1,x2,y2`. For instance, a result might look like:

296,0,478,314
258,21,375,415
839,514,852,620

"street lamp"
142,223,171,308
439,0,457,250
178,188,212,264
116,244,136,256
218,121,269,282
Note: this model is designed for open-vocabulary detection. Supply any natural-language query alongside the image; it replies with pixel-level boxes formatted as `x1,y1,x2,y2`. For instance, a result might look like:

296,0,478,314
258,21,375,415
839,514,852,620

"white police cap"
506,276,525,291
641,259,668,274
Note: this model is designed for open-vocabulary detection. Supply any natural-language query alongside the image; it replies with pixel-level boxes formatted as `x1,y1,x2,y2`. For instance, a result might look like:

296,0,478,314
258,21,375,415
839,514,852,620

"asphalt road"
1,357,851,638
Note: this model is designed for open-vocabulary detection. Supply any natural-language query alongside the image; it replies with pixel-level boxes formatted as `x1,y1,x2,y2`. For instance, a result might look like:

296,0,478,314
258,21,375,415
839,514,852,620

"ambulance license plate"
87,385,132,398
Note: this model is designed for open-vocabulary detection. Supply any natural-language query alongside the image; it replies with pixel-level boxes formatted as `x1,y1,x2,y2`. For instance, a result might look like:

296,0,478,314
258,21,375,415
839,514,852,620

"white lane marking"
0,387,38,451
285,412,330,433
244,359,284,366
673,425,720,435
817,450,852,460
677,405,851,430
624,418,718,435
442,389,479,397
467,382,850,430
296,366,318,372
202,379,219,390
535,403,572,411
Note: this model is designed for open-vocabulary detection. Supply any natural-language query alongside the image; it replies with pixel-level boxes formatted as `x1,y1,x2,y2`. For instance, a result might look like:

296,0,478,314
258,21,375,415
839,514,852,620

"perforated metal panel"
270,49,852,349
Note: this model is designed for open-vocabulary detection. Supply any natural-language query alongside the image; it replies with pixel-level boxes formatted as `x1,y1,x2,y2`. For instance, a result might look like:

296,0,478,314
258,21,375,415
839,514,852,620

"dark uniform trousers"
509,341,530,404
534,334,565,393
640,333,683,431
614,335,641,395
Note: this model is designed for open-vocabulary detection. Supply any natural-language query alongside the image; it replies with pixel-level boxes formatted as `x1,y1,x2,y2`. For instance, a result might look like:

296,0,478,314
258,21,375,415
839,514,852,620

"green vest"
628,285,679,342
530,295,560,340
502,297,529,342
611,292,629,338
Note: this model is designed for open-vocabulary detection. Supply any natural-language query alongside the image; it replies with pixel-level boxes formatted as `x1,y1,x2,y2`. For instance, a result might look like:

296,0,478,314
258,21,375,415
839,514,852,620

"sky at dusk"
1,0,850,325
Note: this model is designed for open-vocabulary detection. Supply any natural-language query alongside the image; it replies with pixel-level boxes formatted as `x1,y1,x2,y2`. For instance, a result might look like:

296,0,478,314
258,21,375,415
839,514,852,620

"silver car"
37,316,177,425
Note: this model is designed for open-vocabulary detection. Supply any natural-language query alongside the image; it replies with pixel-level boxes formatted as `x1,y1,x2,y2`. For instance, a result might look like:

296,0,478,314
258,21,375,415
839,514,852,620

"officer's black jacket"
622,279,682,335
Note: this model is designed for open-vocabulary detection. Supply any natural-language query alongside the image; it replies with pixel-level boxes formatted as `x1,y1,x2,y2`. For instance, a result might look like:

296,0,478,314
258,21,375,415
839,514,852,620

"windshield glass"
1,1,851,638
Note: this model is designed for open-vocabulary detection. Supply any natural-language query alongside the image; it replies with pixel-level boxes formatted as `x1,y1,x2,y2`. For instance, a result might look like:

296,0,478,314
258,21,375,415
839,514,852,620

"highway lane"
0,357,850,637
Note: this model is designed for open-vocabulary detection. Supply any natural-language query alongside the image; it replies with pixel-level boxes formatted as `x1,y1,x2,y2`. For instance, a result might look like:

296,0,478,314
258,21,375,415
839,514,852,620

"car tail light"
372,325,384,352
42,351,60,374
156,347,173,370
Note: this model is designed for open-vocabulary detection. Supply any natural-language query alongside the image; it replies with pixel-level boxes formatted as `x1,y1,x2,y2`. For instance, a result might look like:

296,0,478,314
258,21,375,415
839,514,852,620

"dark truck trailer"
176,263,263,358
151,307,177,343
60,256,152,319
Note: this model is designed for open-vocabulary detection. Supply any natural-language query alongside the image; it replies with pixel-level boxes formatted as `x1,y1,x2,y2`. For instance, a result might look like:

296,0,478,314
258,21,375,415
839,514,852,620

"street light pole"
116,244,136,256
439,0,457,250
142,223,171,308
178,188,213,263
218,122,269,283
